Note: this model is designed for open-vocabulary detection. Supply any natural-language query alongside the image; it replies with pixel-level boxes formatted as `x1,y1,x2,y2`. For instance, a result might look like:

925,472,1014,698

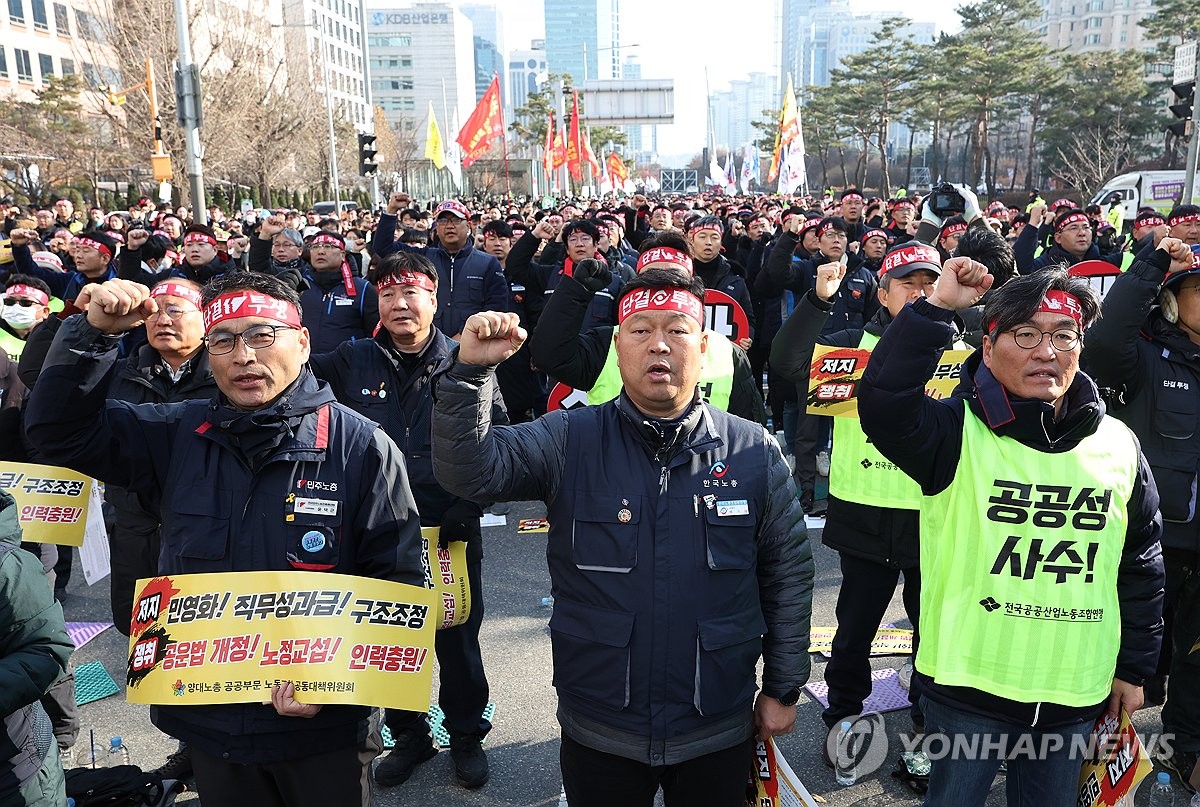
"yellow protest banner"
806,346,972,417
420,527,470,629
745,738,821,807
1077,709,1152,807
809,626,913,657
0,462,93,546
125,570,437,710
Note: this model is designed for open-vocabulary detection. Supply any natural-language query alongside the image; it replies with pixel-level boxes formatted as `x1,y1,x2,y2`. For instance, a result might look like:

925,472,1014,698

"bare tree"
1053,125,1132,202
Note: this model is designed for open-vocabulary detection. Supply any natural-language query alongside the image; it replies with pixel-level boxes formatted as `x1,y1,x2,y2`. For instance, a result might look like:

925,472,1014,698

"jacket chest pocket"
466,275,485,304
704,504,757,570
571,495,640,573
1155,386,1197,440
285,497,344,571
550,598,635,710
163,491,234,573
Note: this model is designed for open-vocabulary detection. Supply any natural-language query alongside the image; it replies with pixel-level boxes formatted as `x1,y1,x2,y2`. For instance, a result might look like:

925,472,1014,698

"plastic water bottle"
539,596,554,608
1189,789,1200,807
1148,771,1175,807
74,733,106,769
105,736,130,767
835,720,857,786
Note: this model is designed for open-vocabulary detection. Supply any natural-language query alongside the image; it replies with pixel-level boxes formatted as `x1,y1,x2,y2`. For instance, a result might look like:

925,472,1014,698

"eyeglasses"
1005,327,1082,351
152,305,201,321
2,297,40,307
205,324,297,355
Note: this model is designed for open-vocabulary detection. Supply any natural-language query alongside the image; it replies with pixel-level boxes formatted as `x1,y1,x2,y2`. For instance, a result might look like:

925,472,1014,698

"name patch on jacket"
716,499,749,517
294,497,339,517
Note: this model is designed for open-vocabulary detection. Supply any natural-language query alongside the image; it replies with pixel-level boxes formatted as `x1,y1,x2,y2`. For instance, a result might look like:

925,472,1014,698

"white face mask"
2,304,40,330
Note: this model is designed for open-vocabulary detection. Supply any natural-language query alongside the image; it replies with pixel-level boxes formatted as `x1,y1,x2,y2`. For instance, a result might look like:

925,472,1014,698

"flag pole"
495,74,511,198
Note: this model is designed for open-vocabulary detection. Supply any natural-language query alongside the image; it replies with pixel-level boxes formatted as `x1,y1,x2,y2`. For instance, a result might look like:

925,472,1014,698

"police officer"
309,252,503,790
430,270,813,807
25,273,424,807
1083,236,1200,786
858,262,1164,807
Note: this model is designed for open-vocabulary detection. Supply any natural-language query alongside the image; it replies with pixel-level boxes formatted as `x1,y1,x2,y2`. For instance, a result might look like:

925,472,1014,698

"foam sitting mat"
381,702,496,749
66,622,113,650
803,668,911,715
74,661,120,706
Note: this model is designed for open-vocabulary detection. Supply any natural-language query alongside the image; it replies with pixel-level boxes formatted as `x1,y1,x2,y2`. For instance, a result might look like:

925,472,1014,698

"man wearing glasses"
371,194,508,338
25,273,424,807
857,262,1164,806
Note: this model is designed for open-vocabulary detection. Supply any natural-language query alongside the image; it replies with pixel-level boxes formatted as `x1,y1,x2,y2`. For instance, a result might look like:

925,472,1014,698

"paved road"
62,499,1169,806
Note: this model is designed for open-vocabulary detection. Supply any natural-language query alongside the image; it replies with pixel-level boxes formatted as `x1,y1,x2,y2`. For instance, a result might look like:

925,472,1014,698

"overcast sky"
368,0,963,158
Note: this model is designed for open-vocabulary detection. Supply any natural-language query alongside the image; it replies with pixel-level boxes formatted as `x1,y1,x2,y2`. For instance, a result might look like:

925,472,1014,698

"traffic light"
1169,80,1195,139
358,133,378,176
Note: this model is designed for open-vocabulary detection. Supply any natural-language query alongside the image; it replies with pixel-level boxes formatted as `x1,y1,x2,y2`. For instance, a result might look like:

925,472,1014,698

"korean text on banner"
1076,709,1152,807
806,345,972,417
0,461,93,546
420,526,471,629
126,570,437,710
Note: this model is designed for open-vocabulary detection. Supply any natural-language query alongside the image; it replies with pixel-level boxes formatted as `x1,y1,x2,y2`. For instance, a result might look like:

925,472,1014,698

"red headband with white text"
151,282,203,308
636,247,694,275
75,237,112,257
617,287,704,326
5,284,50,306
376,271,437,293
202,292,303,333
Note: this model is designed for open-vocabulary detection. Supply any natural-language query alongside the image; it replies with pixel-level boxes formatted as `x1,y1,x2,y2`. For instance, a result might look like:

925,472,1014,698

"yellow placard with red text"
125,570,437,710
0,462,93,546
806,346,972,417
419,527,471,629
1077,709,1152,807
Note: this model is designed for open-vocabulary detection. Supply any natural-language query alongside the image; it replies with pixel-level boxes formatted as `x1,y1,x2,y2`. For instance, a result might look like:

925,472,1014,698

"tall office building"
1027,0,1155,52
508,39,546,112
282,0,369,127
710,72,779,152
0,0,121,105
544,0,621,84
366,3,475,144
459,3,504,102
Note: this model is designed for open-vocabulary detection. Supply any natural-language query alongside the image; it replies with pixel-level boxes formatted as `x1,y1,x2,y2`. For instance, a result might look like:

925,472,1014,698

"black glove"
438,499,482,547
572,258,612,292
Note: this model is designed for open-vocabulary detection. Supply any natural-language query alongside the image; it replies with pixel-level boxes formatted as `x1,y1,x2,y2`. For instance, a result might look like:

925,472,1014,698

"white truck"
1089,171,1188,230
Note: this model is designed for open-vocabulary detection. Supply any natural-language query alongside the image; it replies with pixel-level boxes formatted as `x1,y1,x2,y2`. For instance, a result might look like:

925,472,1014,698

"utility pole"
358,0,380,208
173,0,206,223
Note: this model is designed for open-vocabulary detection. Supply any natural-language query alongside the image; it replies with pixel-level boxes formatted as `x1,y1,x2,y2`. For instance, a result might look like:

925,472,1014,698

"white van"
1090,171,1187,230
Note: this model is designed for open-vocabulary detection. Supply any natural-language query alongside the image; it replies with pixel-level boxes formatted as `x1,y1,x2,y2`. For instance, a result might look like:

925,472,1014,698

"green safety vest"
587,327,735,410
829,331,927,509
0,328,26,363
917,408,1138,706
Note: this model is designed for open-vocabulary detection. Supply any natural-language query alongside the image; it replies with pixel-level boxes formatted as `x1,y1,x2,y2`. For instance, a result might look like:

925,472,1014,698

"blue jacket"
12,243,114,302
299,272,379,354
310,328,507,525
505,231,623,332
371,214,508,336
25,315,424,764
431,362,812,765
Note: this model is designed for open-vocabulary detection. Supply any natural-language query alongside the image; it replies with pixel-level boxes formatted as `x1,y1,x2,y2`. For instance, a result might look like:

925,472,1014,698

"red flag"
552,127,567,169
543,113,555,178
455,75,504,168
582,130,602,179
607,151,629,185
567,91,582,182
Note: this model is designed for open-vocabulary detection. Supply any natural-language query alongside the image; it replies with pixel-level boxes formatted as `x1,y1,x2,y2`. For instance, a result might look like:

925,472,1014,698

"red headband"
618,287,704,326
1137,216,1165,229
798,218,823,236
691,221,723,236
818,221,843,237
892,200,915,210
1169,213,1200,227
75,237,112,257
376,271,436,293
151,282,202,308
862,229,889,244
986,291,1084,333
310,233,345,250
5,284,49,306
880,244,942,277
941,221,968,238
183,232,217,248
841,193,863,203
202,292,303,333
636,247,694,275
1055,213,1090,233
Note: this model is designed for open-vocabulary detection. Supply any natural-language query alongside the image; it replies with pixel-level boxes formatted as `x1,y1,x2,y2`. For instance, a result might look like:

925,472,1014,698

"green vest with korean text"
916,406,1138,706
587,327,735,410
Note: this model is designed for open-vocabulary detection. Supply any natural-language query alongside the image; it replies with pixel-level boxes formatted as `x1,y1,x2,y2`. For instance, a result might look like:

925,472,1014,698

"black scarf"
207,370,323,466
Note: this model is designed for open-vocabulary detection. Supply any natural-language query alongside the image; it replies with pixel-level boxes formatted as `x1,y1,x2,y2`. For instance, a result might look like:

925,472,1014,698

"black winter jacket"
858,298,1165,727
758,231,879,335
1084,248,1200,552
694,254,756,343
310,328,508,525
526,273,766,425
25,316,424,764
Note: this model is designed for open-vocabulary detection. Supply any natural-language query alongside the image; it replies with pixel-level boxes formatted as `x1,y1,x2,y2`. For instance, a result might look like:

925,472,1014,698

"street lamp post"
173,0,206,224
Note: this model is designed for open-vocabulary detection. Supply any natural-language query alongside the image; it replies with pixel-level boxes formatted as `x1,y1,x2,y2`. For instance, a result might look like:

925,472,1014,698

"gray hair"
274,228,303,247
982,265,1101,339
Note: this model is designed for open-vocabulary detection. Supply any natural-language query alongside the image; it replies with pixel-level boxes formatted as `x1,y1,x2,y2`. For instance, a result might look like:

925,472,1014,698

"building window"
368,34,411,48
0,48,7,78
38,52,52,80
15,48,32,81
1084,33,1101,44
8,0,24,23
82,61,99,88
52,1,65,33
60,56,72,74
31,0,46,29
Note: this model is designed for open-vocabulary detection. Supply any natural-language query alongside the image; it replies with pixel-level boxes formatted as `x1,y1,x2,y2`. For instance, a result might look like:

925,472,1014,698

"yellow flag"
425,101,447,170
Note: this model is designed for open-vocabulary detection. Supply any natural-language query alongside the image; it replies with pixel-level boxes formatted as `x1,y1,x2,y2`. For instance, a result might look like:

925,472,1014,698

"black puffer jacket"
1084,248,1200,552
